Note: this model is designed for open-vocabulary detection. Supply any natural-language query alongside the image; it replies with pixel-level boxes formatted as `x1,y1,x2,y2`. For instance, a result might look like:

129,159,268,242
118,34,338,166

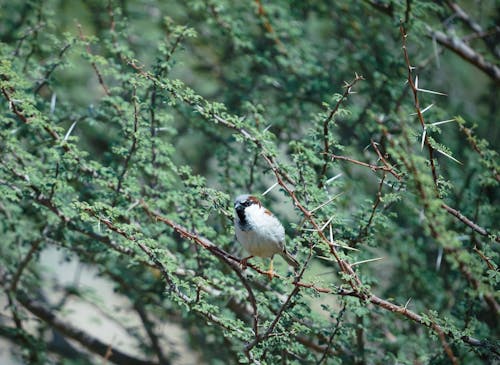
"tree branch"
445,1,500,59
16,291,161,365
427,27,500,84
114,85,139,204
442,203,499,242
318,74,364,187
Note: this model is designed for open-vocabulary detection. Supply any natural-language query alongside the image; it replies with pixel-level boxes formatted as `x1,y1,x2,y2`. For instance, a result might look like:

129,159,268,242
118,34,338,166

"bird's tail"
281,250,299,269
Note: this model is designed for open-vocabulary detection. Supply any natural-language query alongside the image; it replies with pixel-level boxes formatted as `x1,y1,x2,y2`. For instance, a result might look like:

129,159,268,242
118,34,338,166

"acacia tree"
0,1,498,364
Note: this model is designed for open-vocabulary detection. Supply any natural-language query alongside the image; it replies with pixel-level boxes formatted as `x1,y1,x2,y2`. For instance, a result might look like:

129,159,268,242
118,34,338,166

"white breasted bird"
234,194,299,279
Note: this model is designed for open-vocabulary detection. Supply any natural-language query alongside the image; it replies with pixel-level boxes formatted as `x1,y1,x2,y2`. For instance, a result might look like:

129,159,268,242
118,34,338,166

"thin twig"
331,154,401,180
400,23,439,189
458,123,500,182
77,23,110,95
114,86,139,204
442,203,499,243
10,239,43,292
472,246,495,271
317,303,346,364
318,74,364,187
371,140,399,177
234,267,259,340
34,42,73,94
357,173,386,240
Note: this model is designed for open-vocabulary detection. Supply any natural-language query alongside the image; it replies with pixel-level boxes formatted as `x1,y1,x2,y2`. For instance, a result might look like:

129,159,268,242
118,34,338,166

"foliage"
0,1,498,364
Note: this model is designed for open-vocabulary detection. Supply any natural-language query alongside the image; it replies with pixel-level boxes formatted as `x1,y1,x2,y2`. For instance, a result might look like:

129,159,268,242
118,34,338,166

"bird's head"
234,194,261,213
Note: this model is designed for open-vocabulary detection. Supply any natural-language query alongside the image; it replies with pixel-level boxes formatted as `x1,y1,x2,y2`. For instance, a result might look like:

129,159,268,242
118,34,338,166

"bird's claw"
265,270,275,280
240,256,253,270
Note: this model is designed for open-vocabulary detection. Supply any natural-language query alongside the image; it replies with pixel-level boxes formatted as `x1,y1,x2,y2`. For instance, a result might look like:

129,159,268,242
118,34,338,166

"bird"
234,194,299,279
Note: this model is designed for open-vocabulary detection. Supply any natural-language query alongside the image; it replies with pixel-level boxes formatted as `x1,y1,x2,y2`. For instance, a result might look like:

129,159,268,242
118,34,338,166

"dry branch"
427,27,500,84
16,291,161,365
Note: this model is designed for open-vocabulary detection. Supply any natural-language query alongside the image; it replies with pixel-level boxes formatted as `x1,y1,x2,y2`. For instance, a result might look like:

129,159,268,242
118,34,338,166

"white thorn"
421,128,427,150
351,257,384,267
325,173,343,184
320,214,336,231
310,192,344,214
263,124,273,132
416,87,447,96
420,103,434,114
435,246,443,271
50,93,57,114
262,182,279,196
64,120,79,141
431,119,456,126
436,149,462,164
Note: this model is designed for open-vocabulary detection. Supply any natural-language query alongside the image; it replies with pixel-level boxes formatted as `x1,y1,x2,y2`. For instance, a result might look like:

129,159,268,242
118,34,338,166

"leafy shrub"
0,1,498,364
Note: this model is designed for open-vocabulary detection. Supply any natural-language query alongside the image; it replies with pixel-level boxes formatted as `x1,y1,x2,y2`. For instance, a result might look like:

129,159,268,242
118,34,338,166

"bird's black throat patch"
236,206,250,231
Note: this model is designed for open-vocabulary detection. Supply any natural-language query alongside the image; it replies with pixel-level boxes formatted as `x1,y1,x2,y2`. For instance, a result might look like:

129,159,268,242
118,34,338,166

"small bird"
234,194,299,279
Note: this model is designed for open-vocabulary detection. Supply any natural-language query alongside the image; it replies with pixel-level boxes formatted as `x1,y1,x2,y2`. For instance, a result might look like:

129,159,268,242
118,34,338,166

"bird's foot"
240,256,253,270
266,257,275,280
265,269,275,280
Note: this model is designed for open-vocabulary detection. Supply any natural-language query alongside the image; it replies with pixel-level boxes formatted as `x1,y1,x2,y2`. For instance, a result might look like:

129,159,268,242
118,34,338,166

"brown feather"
248,196,262,207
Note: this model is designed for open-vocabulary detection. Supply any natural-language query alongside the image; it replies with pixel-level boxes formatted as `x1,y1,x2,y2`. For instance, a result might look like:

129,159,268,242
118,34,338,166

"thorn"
351,257,384,267
310,192,344,214
64,120,79,141
50,93,57,114
431,118,456,126
416,87,447,96
320,214,336,231
421,128,427,150
333,241,359,252
436,148,462,164
262,182,279,196
263,124,273,132
435,246,443,271
420,103,434,114
324,225,359,251
404,297,412,310
325,173,343,184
